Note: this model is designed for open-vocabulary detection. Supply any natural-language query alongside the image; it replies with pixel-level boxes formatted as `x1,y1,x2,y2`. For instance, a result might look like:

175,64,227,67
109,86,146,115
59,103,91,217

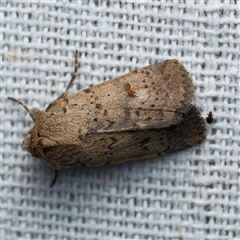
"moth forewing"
46,59,195,133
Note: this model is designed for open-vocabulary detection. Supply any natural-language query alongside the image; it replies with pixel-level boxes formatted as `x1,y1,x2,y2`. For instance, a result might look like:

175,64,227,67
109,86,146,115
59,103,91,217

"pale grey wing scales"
45,59,194,133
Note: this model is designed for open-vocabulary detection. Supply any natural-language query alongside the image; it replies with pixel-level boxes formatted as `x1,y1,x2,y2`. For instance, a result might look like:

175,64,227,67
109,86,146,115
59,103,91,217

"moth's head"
8,97,42,157
22,130,33,154
22,119,61,171
22,127,42,159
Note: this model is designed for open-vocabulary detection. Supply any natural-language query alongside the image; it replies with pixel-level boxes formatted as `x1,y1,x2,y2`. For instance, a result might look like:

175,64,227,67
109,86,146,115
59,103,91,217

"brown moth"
9,51,206,186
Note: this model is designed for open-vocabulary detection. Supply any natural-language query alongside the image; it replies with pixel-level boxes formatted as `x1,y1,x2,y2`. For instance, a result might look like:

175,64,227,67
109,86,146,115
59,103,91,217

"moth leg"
50,170,58,187
8,97,40,121
61,50,79,98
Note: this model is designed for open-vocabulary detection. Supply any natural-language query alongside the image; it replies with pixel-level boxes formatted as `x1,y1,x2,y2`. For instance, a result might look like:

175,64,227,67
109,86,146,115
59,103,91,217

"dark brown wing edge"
162,104,206,154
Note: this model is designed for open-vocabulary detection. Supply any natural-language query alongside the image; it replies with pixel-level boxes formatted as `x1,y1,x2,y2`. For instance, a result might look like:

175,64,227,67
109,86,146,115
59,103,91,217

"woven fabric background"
1,1,239,240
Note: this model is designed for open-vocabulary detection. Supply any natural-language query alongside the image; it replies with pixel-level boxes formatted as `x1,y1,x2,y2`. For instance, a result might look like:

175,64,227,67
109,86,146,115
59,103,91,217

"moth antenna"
50,170,58,187
8,97,39,121
62,50,79,97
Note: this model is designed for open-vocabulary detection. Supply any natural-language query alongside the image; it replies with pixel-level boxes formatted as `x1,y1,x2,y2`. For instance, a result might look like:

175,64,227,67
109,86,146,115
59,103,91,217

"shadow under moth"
9,51,206,186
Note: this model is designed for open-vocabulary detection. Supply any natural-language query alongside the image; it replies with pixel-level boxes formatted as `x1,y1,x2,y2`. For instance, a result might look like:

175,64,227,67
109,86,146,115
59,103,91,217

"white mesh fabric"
1,1,239,239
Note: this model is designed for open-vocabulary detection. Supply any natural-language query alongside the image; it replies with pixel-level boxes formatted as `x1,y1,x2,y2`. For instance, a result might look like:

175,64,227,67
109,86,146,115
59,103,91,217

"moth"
9,51,206,186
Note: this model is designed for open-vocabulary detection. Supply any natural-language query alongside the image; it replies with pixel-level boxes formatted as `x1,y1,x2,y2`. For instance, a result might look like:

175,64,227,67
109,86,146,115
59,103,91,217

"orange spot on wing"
124,83,136,96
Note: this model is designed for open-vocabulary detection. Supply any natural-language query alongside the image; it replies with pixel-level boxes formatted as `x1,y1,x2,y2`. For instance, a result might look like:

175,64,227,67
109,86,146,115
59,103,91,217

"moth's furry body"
10,51,206,172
